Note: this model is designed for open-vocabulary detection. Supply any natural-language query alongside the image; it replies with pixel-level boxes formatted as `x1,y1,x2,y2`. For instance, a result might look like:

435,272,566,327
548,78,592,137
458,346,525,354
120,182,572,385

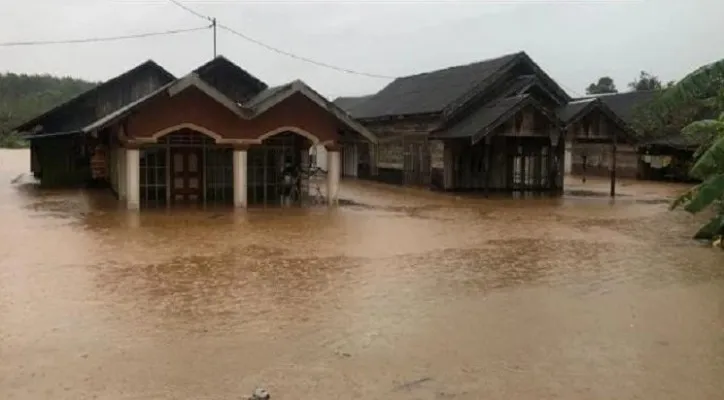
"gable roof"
243,80,378,144
349,52,520,120
78,74,378,145
557,97,638,141
193,55,268,103
14,60,175,133
431,94,562,144
583,90,660,123
83,72,247,133
333,95,373,114
348,51,570,121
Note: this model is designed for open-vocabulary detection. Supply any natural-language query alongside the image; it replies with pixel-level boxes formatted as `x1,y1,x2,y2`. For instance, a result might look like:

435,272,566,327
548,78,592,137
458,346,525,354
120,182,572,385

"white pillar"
118,148,127,200
125,148,140,210
327,150,340,205
233,148,248,208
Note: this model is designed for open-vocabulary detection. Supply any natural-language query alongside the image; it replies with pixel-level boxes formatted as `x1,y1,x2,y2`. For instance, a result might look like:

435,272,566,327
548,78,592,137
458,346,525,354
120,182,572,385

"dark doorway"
171,148,203,204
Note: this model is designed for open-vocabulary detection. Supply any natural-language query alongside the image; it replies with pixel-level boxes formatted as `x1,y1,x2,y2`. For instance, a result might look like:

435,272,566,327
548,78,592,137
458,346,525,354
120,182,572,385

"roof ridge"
397,51,524,80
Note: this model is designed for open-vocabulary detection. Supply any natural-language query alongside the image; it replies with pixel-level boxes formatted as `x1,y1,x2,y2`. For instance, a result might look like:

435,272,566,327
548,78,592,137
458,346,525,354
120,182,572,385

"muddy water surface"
1,149,723,399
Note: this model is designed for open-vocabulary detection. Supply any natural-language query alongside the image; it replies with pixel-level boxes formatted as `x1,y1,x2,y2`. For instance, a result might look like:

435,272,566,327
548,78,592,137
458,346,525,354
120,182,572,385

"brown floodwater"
0,148,723,400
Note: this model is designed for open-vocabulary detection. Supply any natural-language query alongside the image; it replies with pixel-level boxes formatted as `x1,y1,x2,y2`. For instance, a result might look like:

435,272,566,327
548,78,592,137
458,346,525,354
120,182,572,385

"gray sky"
0,0,721,99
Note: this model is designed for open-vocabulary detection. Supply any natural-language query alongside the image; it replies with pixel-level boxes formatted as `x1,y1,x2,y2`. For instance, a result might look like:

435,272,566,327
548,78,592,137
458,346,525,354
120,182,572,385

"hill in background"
0,73,96,148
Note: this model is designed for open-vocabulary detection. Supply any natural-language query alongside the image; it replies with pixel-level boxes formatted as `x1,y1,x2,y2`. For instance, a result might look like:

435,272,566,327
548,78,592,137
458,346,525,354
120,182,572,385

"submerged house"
566,90,659,179
15,56,377,209
335,51,632,194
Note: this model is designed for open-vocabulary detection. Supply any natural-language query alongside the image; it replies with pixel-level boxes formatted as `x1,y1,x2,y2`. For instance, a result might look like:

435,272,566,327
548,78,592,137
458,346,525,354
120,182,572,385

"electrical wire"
217,24,396,79
168,0,396,80
168,0,213,22
0,25,211,47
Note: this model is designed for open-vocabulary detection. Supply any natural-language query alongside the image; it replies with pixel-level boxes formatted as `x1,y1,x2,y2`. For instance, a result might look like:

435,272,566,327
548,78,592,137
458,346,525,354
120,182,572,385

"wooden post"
610,134,617,197
484,136,491,197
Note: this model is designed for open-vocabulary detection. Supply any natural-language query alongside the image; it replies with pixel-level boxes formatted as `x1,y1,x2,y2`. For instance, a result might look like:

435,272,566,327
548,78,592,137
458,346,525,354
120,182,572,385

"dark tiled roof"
432,95,535,140
640,133,701,150
350,52,522,119
557,98,597,123
244,83,293,109
333,95,373,114
193,55,268,103
502,75,538,97
587,90,660,123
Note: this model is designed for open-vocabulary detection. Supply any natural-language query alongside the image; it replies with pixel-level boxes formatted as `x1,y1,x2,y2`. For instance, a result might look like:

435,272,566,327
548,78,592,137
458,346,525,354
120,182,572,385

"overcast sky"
0,0,721,99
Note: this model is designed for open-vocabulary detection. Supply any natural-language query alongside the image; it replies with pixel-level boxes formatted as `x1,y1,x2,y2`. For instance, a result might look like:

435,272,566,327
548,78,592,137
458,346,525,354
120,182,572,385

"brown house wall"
125,88,342,143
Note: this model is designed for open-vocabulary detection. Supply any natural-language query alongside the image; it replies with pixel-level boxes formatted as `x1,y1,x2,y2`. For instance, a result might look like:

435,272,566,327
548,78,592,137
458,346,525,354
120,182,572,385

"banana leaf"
682,174,724,213
693,214,724,240
689,134,724,180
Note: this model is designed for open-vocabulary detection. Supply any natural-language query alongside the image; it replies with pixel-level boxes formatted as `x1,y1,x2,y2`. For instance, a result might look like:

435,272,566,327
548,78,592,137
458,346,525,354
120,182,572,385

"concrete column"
118,148,127,200
125,148,140,210
233,149,248,208
327,150,340,205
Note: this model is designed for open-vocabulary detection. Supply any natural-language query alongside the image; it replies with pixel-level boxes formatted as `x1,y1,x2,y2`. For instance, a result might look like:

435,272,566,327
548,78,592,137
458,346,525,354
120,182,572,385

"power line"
168,0,396,80
218,24,396,79
0,25,211,47
169,0,212,22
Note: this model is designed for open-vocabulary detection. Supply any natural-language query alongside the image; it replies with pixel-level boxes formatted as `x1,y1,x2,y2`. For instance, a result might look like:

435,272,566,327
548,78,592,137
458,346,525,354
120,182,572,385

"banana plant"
663,66,724,242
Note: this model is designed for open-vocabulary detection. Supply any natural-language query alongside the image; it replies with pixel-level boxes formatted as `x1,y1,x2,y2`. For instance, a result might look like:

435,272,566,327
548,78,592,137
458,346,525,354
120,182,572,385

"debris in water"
393,377,432,391
247,387,270,400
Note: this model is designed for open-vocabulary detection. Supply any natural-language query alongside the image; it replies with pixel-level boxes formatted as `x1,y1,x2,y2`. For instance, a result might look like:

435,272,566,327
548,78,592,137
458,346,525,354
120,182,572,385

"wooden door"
171,148,203,204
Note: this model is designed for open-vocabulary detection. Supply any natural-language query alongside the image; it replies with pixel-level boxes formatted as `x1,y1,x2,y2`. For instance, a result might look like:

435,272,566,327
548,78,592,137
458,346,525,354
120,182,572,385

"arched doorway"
139,127,233,207
247,128,317,206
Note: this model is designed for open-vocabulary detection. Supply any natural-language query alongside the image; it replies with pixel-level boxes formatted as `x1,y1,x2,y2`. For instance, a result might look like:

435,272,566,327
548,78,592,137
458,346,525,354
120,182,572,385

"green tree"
628,70,663,91
586,76,618,95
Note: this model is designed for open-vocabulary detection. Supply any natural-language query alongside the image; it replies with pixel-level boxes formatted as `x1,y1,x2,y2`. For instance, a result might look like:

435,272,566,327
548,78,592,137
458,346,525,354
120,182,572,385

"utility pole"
212,17,217,57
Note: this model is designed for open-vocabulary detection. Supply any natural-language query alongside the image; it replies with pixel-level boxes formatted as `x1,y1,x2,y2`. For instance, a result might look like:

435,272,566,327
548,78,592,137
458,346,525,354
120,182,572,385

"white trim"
145,123,224,143
251,80,378,145
167,73,246,118
257,126,322,144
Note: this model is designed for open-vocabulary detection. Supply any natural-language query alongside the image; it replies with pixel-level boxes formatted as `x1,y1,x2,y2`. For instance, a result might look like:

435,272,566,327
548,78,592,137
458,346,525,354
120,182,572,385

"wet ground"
0,148,723,400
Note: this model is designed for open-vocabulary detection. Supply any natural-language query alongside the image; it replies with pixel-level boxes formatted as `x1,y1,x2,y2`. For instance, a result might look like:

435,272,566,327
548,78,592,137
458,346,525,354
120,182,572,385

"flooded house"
335,51,631,195
15,56,377,209
566,90,660,180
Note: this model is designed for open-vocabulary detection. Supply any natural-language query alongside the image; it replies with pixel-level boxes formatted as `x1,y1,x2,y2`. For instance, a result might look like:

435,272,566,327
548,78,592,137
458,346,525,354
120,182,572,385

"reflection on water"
1,149,723,400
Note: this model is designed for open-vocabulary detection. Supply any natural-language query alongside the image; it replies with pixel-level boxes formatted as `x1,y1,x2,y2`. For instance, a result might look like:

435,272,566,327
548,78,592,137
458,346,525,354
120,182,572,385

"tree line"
585,71,674,95
0,73,95,148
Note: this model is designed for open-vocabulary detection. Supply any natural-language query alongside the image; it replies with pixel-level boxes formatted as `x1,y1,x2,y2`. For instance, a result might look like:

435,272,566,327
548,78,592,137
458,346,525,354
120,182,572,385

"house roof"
71,74,378,145
639,133,701,150
556,97,638,141
582,90,660,124
193,55,268,102
349,52,521,119
347,51,570,121
14,60,175,133
557,98,598,124
431,94,561,144
19,56,377,144
333,95,373,114
243,80,378,144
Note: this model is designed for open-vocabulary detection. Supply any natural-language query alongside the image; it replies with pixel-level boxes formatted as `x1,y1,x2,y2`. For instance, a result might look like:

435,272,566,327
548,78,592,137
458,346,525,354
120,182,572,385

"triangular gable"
558,98,637,142
243,80,378,144
83,74,378,144
442,52,571,122
193,55,268,103
430,94,563,144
